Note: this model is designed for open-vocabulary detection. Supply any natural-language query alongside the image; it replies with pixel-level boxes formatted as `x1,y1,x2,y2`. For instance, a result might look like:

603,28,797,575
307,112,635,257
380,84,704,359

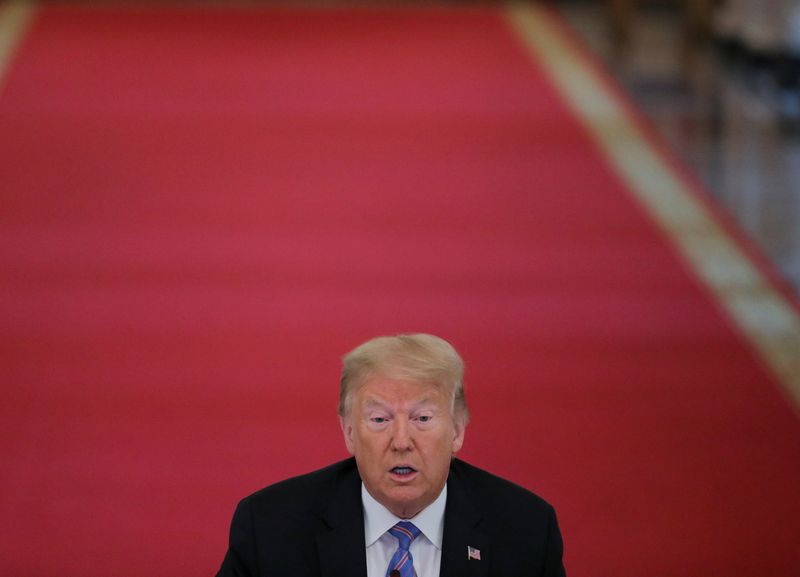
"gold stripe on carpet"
505,2,800,411
0,0,37,89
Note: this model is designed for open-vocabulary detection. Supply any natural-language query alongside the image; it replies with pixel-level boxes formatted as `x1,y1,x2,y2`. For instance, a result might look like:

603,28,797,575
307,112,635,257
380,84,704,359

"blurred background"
557,0,800,297
1,1,799,577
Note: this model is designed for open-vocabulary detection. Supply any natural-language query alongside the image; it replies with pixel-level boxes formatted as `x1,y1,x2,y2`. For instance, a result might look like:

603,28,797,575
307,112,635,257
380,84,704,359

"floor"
554,0,800,298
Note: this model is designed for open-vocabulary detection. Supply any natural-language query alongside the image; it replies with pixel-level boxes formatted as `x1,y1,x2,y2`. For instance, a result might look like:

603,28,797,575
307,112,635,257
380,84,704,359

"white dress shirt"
362,483,446,577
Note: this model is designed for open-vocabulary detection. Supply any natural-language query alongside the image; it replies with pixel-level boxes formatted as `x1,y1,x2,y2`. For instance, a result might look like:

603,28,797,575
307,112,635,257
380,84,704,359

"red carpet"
1,4,799,576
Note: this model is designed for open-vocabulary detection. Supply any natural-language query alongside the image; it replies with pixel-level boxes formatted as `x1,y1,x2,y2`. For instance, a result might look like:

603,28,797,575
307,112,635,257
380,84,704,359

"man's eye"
417,415,432,423
371,417,388,424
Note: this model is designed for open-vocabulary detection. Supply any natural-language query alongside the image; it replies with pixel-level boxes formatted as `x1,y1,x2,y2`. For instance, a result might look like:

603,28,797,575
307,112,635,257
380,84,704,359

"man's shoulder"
239,457,358,513
449,458,555,517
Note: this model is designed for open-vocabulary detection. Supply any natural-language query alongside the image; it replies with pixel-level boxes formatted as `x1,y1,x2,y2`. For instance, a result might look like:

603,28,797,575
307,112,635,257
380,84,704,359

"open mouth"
390,466,417,476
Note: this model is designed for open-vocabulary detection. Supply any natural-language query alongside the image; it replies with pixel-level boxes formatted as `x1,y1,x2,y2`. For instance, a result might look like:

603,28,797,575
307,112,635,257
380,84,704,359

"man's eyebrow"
410,398,439,411
362,399,388,409
361,397,440,411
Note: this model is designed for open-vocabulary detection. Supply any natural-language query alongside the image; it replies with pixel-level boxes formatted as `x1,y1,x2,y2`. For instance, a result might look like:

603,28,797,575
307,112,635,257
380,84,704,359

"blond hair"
339,333,469,424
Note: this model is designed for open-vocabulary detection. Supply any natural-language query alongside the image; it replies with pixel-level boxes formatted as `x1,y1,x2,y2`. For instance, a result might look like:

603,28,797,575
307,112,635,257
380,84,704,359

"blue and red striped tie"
386,521,421,577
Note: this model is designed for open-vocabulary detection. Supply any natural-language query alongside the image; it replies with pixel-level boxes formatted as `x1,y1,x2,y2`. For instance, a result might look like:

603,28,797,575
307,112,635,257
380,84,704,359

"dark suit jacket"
216,457,565,577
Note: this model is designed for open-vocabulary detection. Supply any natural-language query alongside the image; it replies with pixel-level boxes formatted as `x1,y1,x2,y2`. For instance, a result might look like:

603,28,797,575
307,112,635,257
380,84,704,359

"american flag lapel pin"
467,545,481,561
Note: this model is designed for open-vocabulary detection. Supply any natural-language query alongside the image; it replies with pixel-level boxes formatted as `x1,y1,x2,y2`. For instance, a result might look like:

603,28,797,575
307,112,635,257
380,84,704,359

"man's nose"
390,419,413,451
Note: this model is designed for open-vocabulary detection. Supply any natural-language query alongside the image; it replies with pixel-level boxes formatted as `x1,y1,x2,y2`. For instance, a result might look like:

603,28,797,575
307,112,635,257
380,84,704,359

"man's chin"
386,500,424,519
379,488,429,518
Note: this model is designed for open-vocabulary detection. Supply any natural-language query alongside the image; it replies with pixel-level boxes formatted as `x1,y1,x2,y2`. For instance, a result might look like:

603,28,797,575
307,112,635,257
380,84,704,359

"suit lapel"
313,458,491,577
439,460,490,577
316,461,368,577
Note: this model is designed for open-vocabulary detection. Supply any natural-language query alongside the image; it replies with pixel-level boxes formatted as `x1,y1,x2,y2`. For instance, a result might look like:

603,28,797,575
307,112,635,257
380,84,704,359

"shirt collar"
362,483,447,549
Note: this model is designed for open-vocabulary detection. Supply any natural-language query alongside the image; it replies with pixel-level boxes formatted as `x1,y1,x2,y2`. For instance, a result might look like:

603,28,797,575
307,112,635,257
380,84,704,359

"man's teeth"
392,467,415,475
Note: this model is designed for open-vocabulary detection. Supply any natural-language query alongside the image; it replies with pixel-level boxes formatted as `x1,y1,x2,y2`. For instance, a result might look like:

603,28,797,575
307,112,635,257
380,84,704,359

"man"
216,334,566,577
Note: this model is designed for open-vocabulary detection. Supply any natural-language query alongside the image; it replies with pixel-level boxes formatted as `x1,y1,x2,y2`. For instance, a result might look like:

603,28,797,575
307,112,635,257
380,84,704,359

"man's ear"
340,416,355,455
451,418,466,454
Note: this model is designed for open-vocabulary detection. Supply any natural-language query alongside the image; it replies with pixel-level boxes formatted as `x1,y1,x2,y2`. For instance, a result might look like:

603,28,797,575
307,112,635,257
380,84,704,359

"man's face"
340,374,465,519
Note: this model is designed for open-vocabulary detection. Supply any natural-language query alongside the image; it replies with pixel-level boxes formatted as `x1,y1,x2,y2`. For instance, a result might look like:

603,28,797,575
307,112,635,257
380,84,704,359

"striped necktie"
385,521,421,577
